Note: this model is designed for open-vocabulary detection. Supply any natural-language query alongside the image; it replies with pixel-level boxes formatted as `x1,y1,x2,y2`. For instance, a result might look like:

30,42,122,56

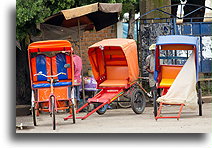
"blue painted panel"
202,59,212,73
56,53,68,80
176,22,212,73
183,24,192,35
192,24,200,35
36,55,47,81
201,23,212,35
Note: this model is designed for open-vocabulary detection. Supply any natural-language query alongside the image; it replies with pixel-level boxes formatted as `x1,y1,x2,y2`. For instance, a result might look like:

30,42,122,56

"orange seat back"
106,66,129,80
161,65,182,79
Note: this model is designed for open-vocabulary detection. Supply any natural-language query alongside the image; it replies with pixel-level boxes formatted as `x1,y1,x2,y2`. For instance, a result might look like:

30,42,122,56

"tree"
16,0,75,41
122,0,139,39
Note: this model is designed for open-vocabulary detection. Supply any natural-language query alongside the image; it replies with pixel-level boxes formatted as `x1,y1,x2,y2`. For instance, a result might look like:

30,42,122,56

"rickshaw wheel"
153,90,158,117
94,89,108,115
94,103,108,115
117,95,131,108
198,87,203,116
131,89,146,114
50,96,56,130
32,106,37,126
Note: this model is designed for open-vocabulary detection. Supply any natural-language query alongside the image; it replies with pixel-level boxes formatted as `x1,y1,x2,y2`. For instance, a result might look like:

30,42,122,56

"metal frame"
135,3,212,75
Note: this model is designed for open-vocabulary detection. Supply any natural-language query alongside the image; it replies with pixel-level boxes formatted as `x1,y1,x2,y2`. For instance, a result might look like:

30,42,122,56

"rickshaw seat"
158,65,182,88
99,80,128,87
159,79,175,88
32,80,72,88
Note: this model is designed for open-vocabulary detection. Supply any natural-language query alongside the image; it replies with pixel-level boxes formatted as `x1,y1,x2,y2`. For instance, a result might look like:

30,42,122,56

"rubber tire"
94,103,108,115
50,96,56,130
198,88,202,116
72,105,76,124
117,96,131,108
131,89,146,114
32,106,37,126
153,90,158,117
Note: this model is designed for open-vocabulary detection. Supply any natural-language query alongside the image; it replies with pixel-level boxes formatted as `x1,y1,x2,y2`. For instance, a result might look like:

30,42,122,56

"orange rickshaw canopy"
88,38,139,83
28,40,73,53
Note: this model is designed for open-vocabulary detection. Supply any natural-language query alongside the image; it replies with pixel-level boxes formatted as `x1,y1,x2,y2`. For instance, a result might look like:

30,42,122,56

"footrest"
88,89,124,103
155,102,184,120
64,89,124,120
64,115,84,120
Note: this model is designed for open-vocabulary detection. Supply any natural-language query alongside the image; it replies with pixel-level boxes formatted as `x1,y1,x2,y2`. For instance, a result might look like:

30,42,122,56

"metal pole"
77,19,86,110
136,19,140,75
173,18,177,64
199,23,203,73
139,19,143,77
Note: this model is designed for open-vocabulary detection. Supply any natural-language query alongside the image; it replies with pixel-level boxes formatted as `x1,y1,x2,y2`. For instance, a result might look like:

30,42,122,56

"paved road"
16,103,212,133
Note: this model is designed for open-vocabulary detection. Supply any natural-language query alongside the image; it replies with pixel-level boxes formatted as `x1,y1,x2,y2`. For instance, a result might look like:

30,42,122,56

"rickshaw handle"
34,71,66,78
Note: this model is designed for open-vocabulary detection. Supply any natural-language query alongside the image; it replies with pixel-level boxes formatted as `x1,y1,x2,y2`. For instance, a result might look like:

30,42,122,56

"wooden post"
77,19,86,110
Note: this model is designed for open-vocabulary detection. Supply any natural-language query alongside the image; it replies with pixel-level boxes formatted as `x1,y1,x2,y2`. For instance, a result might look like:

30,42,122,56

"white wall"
204,0,212,22
116,21,123,38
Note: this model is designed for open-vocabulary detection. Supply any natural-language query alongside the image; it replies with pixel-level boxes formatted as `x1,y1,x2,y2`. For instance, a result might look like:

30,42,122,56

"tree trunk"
16,36,31,105
127,8,135,39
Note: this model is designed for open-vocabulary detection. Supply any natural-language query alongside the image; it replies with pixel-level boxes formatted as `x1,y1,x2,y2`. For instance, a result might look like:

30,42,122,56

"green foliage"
16,0,75,41
122,0,139,13
46,0,75,15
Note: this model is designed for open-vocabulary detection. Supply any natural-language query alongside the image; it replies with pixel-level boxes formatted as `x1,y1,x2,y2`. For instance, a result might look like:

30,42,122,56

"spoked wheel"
50,96,56,130
197,82,202,116
94,103,108,115
131,89,146,114
32,106,37,126
117,95,131,108
153,89,158,117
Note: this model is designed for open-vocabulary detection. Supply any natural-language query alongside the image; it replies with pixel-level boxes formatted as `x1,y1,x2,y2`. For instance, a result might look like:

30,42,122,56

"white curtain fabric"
157,52,198,109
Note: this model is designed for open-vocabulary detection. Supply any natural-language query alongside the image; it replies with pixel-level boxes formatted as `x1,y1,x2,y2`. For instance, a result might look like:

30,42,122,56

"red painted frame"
155,44,197,120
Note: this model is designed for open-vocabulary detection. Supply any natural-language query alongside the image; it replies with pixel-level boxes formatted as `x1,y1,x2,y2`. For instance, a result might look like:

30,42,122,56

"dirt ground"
16,103,212,133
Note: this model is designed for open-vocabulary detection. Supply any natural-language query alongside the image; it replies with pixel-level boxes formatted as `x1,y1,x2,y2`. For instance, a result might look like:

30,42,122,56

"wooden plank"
61,3,98,20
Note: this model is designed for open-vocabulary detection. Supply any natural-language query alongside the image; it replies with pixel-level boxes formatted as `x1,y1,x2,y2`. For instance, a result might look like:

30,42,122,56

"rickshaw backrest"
106,66,129,80
31,54,51,82
52,53,72,80
158,65,182,88
161,65,182,79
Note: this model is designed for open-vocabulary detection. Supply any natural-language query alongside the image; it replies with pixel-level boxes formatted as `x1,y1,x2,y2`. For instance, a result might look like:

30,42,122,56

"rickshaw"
28,40,76,130
64,38,146,120
153,35,202,120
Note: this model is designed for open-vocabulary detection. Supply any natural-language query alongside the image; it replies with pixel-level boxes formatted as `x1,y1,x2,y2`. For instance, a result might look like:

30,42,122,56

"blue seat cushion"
32,81,72,88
